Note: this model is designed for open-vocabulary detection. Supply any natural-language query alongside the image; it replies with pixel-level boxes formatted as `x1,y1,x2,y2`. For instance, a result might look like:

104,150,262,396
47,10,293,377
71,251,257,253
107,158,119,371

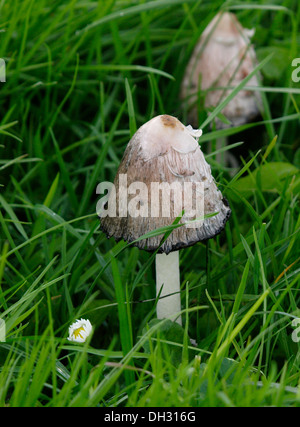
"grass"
0,0,299,407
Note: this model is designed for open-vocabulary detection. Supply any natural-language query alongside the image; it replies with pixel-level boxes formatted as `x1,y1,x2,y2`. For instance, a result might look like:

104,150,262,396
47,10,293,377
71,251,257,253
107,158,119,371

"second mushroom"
181,11,262,129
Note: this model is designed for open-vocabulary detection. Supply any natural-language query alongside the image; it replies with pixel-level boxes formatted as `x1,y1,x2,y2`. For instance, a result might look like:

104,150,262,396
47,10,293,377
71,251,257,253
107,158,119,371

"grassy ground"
0,0,299,407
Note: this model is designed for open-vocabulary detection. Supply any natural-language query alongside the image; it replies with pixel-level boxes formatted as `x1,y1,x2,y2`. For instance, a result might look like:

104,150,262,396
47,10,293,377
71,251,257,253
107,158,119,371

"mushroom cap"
181,12,262,129
100,115,231,254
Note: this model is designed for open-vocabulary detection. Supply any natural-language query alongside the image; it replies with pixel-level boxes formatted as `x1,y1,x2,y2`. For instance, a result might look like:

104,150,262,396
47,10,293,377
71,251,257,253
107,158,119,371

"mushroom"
181,11,262,129
100,115,231,325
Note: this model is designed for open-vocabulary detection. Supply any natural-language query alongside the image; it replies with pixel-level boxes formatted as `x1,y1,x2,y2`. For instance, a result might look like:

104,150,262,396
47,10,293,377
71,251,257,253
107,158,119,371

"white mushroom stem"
155,251,182,325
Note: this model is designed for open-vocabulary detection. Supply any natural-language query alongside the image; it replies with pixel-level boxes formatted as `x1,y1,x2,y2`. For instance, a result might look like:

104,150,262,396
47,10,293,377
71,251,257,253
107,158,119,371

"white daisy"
68,318,92,343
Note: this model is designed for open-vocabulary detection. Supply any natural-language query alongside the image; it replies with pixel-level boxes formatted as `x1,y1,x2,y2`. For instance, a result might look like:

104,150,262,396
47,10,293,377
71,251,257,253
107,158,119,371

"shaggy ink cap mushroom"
181,12,262,129
100,115,230,326
100,114,231,254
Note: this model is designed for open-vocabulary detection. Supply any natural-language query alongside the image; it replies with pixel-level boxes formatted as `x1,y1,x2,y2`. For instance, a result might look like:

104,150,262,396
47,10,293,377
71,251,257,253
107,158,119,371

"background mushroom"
181,12,263,171
100,115,231,325
181,11,262,129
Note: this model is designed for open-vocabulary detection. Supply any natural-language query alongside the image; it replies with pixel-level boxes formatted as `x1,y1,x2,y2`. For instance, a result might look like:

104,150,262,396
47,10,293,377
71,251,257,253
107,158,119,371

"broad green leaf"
256,47,291,80
230,162,299,202
142,319,186,366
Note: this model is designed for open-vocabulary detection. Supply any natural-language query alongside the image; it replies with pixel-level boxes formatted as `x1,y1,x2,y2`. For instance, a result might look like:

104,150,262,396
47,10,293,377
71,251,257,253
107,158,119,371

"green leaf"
229,162,299,202
256,47,291,80
142,319,186,366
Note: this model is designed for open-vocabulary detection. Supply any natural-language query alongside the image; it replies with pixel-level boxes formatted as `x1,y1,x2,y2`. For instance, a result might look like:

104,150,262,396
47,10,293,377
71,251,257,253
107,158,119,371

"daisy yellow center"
73,326,85,339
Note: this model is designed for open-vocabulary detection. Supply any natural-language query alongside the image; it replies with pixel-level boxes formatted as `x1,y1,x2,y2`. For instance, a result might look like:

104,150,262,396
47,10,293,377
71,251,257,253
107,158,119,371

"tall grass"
0,0,299,407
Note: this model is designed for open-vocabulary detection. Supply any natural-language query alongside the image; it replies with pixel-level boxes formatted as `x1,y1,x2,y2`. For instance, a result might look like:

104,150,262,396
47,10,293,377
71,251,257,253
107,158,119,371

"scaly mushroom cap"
100,115,231,254
181,12,262,129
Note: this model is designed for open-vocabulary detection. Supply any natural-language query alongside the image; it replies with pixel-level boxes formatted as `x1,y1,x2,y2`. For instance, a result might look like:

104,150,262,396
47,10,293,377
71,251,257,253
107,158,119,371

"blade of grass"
110,255,135,387
50,128,79,212
215,288,271,359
